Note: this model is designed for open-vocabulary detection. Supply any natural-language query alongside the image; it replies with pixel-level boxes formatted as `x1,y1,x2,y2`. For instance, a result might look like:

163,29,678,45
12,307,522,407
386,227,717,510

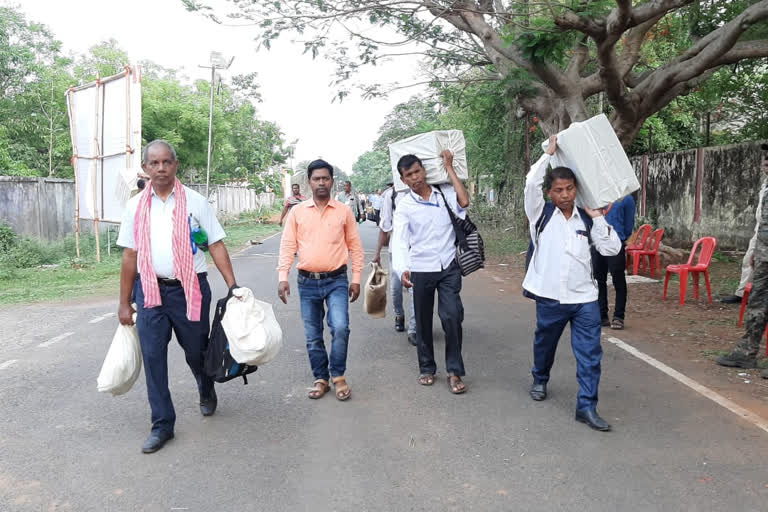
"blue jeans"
389,252,416,334
134,275,213,435
297,273,351,381
532,298,602,411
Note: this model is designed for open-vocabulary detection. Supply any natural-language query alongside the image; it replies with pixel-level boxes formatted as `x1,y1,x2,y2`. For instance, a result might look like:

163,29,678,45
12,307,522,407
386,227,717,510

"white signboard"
66,67,142,223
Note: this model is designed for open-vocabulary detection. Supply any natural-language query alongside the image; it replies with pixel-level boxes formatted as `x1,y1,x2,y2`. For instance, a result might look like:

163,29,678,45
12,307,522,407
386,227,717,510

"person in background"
373,183,418,345
336,180,362,222
594,194,635,330
370,189,384,226
522,135,621,432
279,183,307,226
716,146,768,379
117,139,238,454
721,155,768,304
277,159,364,401
392,150,470,394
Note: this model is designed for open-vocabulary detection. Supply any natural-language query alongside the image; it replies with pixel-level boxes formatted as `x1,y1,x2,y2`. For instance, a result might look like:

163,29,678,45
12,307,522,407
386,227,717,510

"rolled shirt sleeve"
379,189,395,233
116,196,137,249
591,216,622,256
198,200,226,244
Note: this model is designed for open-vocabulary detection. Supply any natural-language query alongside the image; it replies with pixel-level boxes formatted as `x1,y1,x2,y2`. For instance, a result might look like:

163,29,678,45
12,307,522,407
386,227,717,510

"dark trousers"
532,298,602,411
134,275,213,435
411,260,465,376
594,244,627,321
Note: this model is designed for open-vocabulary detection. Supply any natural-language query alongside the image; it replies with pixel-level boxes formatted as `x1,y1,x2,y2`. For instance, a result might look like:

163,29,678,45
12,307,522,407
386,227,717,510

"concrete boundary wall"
631,140,767,250
0,177,275,241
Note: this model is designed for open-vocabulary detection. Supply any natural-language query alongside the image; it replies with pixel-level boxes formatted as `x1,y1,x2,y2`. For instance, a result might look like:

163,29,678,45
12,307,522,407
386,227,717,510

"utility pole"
199,51,234,199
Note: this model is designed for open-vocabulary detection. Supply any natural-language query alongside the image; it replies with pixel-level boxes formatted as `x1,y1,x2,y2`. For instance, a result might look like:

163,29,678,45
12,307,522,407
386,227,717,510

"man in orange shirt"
277,159,364,401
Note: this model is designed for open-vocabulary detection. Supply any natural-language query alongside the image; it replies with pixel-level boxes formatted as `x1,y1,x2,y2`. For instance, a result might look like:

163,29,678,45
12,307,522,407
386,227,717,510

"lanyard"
409,190,441,207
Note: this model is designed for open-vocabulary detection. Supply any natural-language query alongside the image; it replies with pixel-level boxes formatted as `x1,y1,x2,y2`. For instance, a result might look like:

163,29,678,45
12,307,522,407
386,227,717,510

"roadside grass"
0,215,280,306
482,228,528,262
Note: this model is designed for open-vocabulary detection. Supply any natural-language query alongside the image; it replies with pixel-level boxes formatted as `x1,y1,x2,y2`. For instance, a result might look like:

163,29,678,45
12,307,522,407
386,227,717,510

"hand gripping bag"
97,317,142,396
363,262,388,318
221,287,283,366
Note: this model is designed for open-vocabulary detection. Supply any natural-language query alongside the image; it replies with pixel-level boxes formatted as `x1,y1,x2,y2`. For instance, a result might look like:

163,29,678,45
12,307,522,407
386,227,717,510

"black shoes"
720,295,742,304
575,409,611,431
407,333,418,346
395,315,405,332
200,388,218,417
601,317,611,327
529,383,547,401
716,351,757,369
142,431,174,454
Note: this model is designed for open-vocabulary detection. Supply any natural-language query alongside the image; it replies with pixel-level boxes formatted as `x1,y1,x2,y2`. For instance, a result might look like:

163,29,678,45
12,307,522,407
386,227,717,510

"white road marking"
38,332,75,348
0,359,19,370
606,336,768,434
88,312,116,324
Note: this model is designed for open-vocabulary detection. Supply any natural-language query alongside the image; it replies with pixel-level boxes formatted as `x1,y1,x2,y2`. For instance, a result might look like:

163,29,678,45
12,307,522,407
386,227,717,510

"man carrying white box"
523,135,621,431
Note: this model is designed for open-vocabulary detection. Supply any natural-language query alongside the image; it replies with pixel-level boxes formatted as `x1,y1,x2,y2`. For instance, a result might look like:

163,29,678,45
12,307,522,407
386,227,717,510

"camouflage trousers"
734,259,768,358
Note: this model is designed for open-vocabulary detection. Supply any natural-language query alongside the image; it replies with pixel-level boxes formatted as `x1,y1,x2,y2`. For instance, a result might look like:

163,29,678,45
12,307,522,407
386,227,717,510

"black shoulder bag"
435,185,485,276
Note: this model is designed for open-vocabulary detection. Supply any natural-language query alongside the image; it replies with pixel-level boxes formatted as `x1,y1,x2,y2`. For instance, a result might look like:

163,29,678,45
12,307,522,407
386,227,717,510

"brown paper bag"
363,262,388,318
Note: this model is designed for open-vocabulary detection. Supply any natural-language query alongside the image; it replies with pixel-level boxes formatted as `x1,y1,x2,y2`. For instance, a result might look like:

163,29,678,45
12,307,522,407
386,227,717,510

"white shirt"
391,184,466,276
522,154,621,304
117,185,226,278
379,187,407,233
370,194,383,210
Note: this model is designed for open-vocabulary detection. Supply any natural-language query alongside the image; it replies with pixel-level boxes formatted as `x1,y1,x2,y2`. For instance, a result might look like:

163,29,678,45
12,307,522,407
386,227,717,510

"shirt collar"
307,199,338,208
151,187,175,199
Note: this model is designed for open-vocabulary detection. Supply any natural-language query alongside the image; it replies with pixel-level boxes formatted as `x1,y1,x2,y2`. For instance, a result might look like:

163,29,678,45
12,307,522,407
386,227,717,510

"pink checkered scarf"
134,178,202,321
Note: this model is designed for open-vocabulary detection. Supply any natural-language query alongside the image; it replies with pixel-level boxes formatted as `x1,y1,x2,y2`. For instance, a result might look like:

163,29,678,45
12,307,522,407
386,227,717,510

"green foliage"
351,150,390,192
0,223,17,252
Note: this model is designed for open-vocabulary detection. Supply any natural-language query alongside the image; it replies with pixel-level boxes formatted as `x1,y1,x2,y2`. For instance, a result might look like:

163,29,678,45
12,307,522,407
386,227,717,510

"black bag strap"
391,188,397,212
435,185,468,247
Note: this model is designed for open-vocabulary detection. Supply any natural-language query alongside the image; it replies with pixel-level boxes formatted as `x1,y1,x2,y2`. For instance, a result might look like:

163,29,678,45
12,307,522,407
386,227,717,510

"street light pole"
199,52,234,199
205,65,215,198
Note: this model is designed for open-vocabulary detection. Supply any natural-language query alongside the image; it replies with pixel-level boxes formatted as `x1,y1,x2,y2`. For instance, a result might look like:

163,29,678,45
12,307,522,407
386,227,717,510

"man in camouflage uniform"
717,145,768,378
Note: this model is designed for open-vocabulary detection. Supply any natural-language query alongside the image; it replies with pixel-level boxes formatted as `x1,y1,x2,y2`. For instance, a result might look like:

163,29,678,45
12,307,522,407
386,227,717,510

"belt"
298,265,347,280
156,272,208,287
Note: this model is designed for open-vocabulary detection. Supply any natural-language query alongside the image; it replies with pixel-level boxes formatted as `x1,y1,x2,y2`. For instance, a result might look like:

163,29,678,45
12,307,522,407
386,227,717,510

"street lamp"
199,51,234,199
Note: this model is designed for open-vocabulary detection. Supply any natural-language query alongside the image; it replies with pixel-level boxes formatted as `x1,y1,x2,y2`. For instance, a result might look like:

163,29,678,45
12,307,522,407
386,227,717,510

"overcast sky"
17,0,424,173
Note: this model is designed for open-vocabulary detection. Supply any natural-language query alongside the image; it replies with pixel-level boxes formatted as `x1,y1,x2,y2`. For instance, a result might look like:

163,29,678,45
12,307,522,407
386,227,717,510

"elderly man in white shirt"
523,135,621,432
117,139,238,453
392,150,470,394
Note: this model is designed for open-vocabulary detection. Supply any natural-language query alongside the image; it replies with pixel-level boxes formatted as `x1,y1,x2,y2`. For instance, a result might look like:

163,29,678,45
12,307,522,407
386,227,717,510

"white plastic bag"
222,287,283,366
97,318,142,396
541,114,640,209
389,130,468,191
363,262,388,318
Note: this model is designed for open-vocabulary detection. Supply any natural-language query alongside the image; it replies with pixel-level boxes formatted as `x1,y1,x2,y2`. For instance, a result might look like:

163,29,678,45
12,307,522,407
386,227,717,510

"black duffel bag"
204,291,258,385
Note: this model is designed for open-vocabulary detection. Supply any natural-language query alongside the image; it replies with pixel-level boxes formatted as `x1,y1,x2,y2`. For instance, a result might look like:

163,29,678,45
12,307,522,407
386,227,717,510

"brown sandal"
418,374,435,386
308,379,329,399
447,375,466,394
331,376,351,401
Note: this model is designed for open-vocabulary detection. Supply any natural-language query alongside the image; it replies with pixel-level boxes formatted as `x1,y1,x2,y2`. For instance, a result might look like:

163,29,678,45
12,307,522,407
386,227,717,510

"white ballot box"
541,114,640,209
389,130,468,191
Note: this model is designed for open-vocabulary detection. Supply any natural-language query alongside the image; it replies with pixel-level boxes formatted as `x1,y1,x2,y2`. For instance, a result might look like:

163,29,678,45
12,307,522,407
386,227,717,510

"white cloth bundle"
97,318,142,396
541,114,640,209
389,130,468,191
221,287,283,366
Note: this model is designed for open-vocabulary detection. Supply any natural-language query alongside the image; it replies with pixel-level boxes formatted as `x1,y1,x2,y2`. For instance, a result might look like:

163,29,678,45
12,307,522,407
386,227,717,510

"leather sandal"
611,318,624,330
447,375,466,394
418,374,435,386
331,376,351,401
308,379,330,399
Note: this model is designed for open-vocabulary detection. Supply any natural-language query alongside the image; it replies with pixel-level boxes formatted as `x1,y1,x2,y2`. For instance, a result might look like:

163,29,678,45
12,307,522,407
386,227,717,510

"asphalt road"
1,220,767,511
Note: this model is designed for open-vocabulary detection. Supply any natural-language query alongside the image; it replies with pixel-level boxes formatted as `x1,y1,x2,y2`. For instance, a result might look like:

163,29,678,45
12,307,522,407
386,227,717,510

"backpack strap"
391,188,397,212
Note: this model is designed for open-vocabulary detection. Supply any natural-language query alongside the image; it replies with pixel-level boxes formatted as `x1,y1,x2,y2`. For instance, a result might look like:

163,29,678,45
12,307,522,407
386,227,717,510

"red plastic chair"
629,228,664,277
625,224,652,254
663,236,717,305
736,283,768,355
